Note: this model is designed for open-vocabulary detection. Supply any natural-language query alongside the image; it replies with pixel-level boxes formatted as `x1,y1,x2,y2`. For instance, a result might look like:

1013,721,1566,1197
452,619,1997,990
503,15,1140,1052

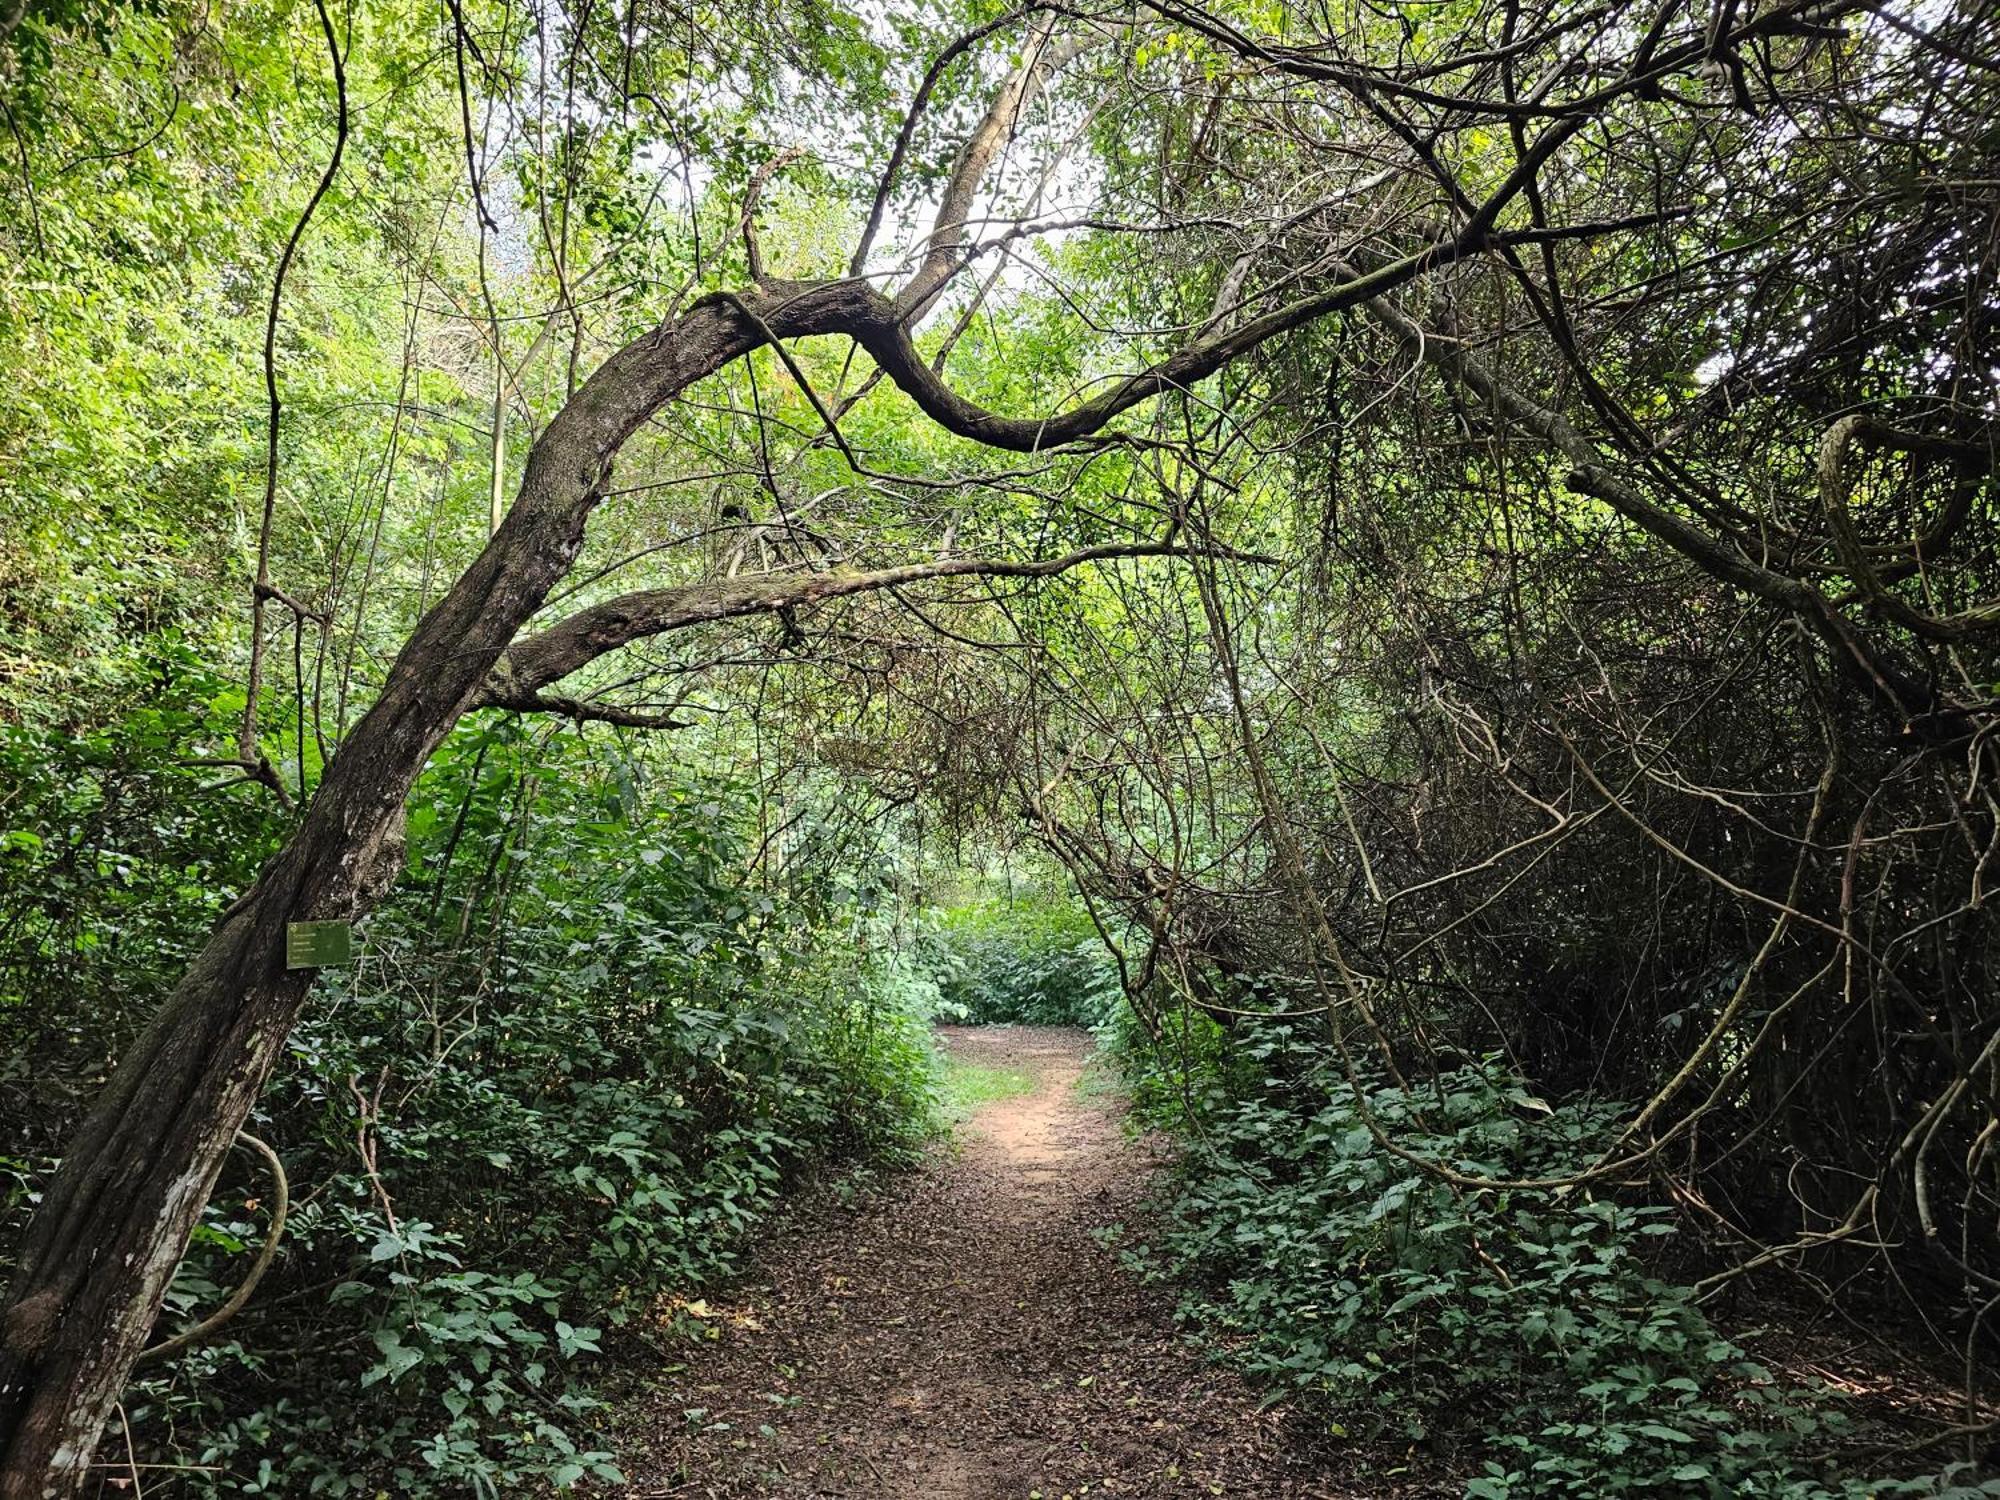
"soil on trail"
621,1026,1366,1499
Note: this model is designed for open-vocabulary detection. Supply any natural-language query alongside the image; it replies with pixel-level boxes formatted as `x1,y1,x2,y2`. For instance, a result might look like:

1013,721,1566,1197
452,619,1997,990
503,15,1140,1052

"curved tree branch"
480,542,1273,704
1818,415,2000,641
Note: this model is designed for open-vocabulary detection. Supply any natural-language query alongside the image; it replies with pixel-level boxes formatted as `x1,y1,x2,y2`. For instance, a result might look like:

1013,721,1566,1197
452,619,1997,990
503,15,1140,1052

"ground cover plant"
1112,1009,2000,1497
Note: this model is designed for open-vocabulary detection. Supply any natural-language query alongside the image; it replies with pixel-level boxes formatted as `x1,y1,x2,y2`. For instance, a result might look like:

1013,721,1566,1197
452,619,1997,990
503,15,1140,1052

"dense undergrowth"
1107,1008,2000,1500
0,672,943,1496
928,893,1120,1027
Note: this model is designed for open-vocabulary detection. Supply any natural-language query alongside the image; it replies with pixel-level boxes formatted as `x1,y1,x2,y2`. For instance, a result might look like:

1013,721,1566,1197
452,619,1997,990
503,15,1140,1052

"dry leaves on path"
613,1027,1404,1500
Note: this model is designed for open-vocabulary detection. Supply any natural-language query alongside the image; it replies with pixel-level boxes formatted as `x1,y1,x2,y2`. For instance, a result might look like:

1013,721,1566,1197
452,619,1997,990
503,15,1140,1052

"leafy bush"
1,709,942,1495
0,645,289,1247
1113,1013,1998,1499
932,895,1120,1026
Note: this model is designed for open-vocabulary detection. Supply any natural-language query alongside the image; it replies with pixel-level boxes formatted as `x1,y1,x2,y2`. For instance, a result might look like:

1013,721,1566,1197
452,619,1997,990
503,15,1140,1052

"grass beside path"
934,1040,1037,1122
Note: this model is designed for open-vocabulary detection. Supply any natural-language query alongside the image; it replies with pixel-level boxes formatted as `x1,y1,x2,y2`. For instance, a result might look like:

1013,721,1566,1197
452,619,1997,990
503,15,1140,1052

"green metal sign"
286,920,353,969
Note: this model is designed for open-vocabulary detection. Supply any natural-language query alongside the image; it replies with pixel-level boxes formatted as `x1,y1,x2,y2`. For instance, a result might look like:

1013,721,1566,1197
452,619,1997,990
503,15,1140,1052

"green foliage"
0,0,482,725
2,0,1992,1486
0,642,285,1134
1112,1014,1996,1499
931,895,1120,1026
2,711,943,1495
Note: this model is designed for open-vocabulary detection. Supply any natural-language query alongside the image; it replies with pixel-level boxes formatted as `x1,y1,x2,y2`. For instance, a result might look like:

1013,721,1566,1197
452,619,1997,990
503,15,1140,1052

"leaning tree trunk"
0,285,803,1497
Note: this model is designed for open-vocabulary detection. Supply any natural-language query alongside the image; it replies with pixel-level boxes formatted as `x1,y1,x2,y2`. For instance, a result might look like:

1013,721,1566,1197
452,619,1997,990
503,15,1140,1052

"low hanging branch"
476,543,1272,708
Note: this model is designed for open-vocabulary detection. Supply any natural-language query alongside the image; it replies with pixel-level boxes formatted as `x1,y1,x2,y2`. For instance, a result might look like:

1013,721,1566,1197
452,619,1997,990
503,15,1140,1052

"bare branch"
742,147,803,285
479,543,1272,702
850,4,1055,278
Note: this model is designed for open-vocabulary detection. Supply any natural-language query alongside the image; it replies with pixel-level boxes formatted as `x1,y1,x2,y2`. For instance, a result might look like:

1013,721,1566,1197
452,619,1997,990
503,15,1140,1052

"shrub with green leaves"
2,709,942,1495
0,644,286,1165
932,896,1120,1026
1113,1013,1999,1499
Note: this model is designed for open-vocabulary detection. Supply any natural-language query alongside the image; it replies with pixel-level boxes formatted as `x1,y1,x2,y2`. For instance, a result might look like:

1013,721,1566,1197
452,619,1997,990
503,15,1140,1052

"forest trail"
623,1026,1359,1498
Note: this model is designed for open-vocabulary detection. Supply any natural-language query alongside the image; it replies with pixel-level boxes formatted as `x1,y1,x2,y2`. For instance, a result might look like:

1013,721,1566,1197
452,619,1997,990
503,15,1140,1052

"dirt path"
621,1026,1362,1498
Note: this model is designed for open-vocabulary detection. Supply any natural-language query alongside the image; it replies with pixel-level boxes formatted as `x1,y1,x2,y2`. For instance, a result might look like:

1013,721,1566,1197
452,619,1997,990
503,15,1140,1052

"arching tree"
2,0,1980,1487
